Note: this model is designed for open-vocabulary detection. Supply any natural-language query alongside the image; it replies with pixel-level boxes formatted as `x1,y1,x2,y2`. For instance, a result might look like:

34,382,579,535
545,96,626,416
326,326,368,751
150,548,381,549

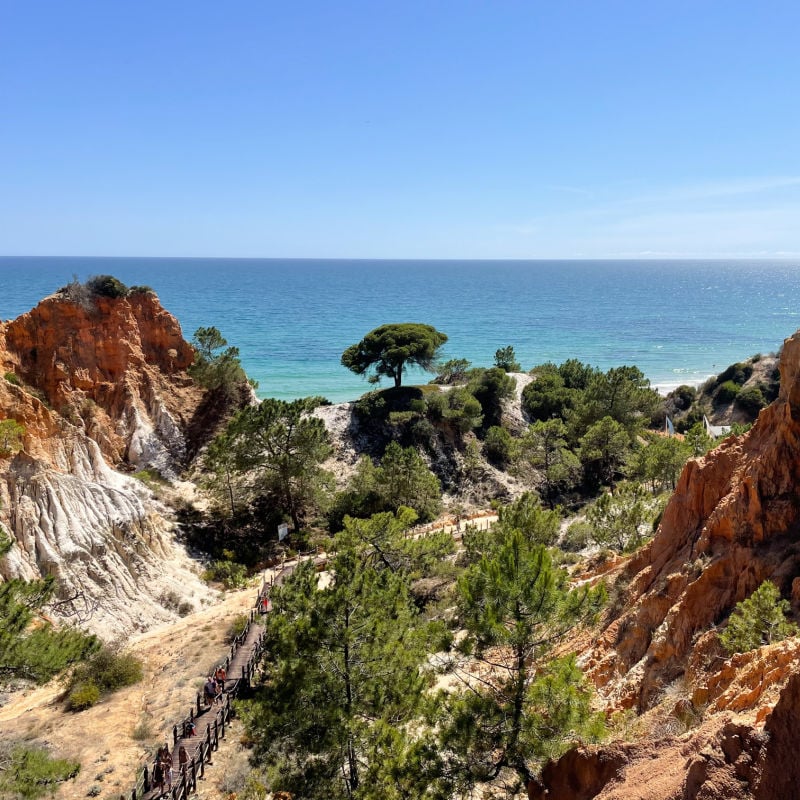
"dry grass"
0,583,260,800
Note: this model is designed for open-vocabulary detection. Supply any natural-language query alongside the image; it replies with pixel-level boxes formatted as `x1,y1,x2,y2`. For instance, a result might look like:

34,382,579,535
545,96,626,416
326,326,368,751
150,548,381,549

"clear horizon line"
2,254,800,263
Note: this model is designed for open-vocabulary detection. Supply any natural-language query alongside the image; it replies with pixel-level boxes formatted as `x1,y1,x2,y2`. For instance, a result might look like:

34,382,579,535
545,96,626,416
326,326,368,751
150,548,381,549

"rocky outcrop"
1,289,201,473
0,288,226,638
584,330,800,711
531,332,800,798
533,671,800,800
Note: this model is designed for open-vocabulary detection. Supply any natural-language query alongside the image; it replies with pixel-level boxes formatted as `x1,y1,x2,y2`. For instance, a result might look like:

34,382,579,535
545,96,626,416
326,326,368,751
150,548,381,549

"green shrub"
428,620,454,653
132,469,167,488
353,386,427,422
128,285,155,295
433,358,472,384
468,367,515,430
91,648,143,691
522,369,574,422
561,520,592,552
227,613,250,642
203,558,248,589
0,419,25,457
4,372,20,386
483,425,513,466
67,681,100,711
388,410,416,426
0,743,80,799
735,385,767,416
86,275,129,298
424,391,447,420
720,580,798,655
714,380,741,405
353,390,387,420
68,647,143,710
716,361,753,387
671,384,696,410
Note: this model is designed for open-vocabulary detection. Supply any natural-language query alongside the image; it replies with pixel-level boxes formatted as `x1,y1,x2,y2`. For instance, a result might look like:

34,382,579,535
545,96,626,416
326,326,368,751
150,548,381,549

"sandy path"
0,582,261,800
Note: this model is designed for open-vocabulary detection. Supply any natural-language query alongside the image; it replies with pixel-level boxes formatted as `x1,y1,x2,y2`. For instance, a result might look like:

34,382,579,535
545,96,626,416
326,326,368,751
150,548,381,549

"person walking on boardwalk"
162,744,173,790
203,676,216,707
153,759,165,796
178,744,188,775
215,664,226,690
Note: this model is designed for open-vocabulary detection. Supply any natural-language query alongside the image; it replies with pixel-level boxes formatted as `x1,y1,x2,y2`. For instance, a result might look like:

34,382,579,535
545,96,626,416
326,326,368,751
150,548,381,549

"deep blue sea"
1,258,798,403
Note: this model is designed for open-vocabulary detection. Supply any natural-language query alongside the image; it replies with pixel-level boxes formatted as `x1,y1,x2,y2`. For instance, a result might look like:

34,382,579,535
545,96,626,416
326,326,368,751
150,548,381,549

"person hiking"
215,664,226,690
161,745,173,789
178,744,189,774
203,676,216,707
153,759,165,796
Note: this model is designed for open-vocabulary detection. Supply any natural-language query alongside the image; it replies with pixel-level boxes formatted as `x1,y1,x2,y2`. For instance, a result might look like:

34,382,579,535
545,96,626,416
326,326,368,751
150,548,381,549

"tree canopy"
188,326,249,394
439,497,606,794
342,323,448,388
210,396,333,530
244,515,440,800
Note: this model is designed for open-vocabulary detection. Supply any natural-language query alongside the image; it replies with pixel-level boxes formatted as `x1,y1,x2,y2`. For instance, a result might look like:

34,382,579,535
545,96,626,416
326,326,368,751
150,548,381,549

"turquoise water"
1,258,798,402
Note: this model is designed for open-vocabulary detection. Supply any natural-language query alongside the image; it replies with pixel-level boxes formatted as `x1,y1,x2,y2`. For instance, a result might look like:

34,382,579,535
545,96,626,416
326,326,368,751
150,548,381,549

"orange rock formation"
0,287,233,636
535,331,800,797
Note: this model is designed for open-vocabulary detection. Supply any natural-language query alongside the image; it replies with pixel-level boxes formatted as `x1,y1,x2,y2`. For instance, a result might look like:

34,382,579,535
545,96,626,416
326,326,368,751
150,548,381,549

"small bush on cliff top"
85,274,129,298
720,580,798,655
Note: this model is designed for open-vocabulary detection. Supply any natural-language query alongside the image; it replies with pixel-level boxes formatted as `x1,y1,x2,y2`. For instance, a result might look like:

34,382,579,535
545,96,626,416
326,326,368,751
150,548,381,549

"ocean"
1,258,798,403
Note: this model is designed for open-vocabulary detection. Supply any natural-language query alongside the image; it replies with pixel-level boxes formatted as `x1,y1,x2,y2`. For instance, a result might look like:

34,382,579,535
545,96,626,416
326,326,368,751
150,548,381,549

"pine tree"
0,576,97,683
515,419,581,508
438,504,606,796
720,580,798,655
221,397,333,530
586,481,651,552
243,523,439,799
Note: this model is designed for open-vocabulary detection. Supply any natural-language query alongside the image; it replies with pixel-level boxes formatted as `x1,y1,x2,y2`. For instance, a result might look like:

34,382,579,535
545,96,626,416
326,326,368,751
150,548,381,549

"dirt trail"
0,583,260,800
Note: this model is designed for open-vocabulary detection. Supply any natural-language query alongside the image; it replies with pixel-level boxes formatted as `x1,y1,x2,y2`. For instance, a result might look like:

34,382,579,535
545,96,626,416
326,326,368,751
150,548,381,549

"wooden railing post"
173,724,179,745
196,692,201,717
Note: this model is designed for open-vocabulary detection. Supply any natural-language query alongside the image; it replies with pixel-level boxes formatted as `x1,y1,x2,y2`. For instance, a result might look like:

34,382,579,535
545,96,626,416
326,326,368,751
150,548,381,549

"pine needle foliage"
0,742,80,799
243,517,442,800
720,580,798,655
0,576,98,684
439,496,606,794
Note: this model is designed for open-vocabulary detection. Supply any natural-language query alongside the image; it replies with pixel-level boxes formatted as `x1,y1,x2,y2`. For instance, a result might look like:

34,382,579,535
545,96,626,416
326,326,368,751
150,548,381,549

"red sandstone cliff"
0,288,203,468
0,287,237,636
534,331,800,798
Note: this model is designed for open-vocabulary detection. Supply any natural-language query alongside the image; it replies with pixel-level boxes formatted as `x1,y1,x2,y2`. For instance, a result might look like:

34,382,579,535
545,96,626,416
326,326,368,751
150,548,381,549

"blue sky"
2,1,799,258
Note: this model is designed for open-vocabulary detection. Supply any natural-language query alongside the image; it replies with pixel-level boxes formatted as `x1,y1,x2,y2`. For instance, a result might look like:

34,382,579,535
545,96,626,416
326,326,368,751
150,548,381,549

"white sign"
278,523,289,542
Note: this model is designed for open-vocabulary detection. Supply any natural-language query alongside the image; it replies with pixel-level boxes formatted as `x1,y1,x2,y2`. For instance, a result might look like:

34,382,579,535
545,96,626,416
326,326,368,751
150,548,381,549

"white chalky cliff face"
0,289,218,638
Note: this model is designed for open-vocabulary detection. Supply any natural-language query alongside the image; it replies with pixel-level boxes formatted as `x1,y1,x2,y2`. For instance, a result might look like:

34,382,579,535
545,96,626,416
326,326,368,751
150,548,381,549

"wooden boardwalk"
132,610,265,800
129,553,331,800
